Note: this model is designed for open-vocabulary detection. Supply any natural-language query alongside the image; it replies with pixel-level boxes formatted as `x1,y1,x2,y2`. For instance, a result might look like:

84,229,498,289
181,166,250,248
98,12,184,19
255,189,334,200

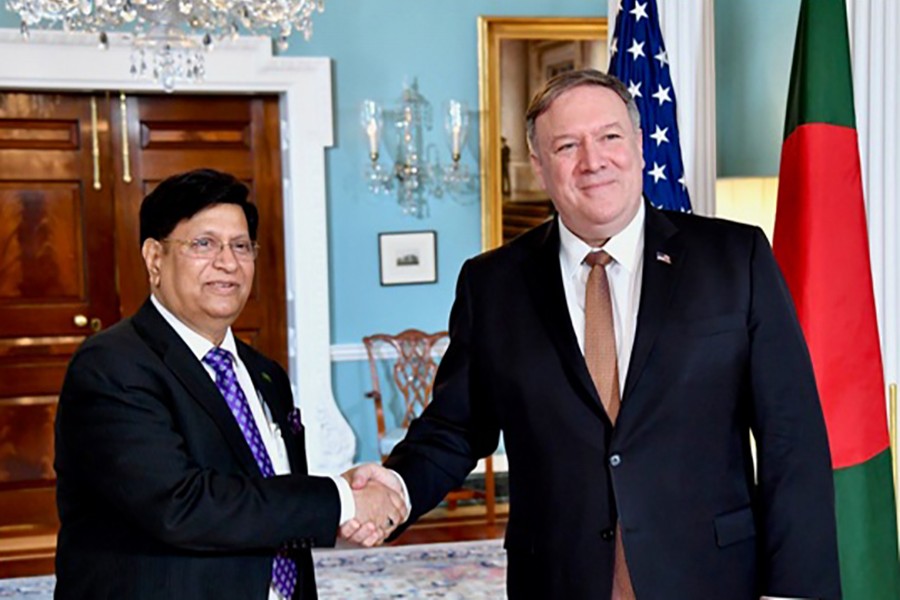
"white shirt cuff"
329,474,356,525
386,468,412,522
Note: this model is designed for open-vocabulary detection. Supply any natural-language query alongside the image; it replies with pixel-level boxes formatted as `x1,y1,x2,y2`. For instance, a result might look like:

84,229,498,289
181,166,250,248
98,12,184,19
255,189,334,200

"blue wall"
283,0,605,343
0,0,806,462
715,0,800,176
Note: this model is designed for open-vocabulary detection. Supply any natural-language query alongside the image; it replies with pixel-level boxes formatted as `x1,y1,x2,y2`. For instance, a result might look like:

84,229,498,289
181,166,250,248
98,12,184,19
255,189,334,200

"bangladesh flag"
773,1,900,598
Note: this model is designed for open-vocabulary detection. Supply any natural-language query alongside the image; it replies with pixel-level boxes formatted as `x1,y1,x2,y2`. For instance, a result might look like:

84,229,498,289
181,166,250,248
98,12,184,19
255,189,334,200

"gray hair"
525,69,641,154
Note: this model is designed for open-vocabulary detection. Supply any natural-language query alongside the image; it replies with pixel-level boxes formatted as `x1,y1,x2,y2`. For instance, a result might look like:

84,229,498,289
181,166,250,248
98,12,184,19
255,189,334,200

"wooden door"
0,92,119,575
111,93,287,366
0,91,287,577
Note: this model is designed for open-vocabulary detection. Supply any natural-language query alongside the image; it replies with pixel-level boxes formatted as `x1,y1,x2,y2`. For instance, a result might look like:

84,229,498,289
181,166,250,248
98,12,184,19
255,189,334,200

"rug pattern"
0,539,507,599
316,539,506,599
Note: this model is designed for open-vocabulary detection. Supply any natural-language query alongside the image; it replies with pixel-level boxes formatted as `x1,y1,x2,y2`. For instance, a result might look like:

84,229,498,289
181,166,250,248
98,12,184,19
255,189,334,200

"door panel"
245,98,287,362
0,184,85,301
140,120,251,148
0,119,79,149
0,93,118,576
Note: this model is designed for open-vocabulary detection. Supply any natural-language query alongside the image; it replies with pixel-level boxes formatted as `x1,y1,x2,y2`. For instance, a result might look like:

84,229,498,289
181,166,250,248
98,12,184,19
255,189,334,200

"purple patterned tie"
203,347,297,599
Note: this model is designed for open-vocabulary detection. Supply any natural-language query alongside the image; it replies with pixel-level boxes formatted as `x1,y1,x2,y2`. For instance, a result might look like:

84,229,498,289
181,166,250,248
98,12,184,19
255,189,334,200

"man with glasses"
54,169,405,599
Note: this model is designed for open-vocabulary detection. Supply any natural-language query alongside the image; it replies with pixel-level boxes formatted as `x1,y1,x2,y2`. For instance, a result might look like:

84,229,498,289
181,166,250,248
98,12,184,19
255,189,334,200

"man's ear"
529,152,548,191
636,127,644,170
141,239,162,288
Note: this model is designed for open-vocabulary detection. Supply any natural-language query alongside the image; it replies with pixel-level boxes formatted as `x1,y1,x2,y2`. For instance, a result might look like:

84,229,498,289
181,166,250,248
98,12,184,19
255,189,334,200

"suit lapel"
623,203,685,401
131,299,263,475
237,344,307,475
524,219,608,422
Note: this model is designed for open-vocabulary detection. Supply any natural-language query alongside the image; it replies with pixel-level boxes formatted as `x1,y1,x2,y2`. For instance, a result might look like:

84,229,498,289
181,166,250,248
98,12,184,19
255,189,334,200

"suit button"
600,528,615,541
609,453,622,467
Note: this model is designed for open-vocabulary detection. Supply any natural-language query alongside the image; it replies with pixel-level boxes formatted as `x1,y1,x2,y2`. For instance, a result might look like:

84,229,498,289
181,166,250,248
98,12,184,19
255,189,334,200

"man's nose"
578,140,607,172
212,244,240,270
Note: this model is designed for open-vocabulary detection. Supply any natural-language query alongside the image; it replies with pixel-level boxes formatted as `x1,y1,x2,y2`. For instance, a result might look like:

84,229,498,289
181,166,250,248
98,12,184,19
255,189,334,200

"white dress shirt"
151,295,354,600
556,211,801,600
558,202,645,392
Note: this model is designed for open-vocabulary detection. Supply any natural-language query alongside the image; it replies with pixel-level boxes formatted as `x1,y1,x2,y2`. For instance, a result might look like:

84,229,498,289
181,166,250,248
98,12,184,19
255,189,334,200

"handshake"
338,463,409,548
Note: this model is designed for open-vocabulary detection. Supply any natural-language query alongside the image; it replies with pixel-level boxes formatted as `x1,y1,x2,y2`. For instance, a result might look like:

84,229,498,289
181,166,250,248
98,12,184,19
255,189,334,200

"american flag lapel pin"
656,251,672,265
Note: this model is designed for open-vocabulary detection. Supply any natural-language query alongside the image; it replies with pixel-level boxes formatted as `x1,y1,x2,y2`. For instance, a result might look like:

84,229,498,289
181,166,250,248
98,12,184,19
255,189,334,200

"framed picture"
538,41,578,81
378,230,438,286
478,16,608,249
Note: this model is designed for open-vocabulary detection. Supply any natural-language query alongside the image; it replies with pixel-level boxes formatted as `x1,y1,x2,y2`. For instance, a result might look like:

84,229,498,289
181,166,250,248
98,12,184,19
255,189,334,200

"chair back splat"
362,329,496,525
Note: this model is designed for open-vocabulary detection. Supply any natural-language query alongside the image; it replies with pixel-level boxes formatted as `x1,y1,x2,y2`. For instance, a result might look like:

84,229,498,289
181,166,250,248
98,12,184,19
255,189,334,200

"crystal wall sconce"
361,79,477,218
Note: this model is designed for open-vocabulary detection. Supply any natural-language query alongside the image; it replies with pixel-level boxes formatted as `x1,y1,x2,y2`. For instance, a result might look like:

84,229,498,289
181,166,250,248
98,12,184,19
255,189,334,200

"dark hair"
525,69,640,153
139,168,258,245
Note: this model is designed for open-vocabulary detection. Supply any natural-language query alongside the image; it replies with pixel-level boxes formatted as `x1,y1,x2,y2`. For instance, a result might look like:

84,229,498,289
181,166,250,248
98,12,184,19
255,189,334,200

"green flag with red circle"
773,1,900,598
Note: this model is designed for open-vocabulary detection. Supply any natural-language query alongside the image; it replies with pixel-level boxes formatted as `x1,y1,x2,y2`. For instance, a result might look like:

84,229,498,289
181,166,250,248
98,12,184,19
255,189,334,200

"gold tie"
584,250,620,422
583,249,635,600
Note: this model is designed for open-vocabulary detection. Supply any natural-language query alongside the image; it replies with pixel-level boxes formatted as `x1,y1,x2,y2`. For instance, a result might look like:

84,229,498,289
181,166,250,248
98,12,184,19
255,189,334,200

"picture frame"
478,17,608,249
538,40,578,81
378,230,438,286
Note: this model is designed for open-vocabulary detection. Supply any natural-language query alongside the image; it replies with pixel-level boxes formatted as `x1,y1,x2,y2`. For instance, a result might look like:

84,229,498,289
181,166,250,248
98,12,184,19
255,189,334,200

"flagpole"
892,382,899,554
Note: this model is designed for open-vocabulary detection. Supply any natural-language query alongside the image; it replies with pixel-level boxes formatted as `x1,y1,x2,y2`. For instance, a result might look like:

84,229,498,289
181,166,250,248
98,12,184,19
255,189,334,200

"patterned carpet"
317,539,506,599
0,540,507,599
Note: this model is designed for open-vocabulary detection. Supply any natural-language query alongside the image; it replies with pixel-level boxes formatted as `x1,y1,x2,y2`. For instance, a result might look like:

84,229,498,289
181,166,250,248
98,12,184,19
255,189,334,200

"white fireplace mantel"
0,29,356,475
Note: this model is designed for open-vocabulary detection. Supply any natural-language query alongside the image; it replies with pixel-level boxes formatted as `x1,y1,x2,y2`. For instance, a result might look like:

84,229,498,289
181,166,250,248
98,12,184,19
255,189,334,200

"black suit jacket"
386,204,841,600
55,299,340,599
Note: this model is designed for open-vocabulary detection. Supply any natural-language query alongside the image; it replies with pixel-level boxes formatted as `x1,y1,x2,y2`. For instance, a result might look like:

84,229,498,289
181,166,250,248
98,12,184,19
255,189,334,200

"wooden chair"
363,329,496,525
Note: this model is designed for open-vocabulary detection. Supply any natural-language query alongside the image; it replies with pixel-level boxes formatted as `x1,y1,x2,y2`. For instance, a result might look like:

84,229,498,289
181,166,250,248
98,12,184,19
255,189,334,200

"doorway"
0,90,285,576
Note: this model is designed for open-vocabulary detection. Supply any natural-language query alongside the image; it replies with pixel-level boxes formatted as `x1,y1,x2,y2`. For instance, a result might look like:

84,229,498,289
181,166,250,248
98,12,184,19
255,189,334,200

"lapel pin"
261,371,272,383
287,407,304,435
656,251,672,265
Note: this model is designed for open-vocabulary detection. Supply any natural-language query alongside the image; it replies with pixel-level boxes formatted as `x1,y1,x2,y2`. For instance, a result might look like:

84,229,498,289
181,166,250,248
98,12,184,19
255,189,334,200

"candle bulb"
366,120,379,158
445,100,467,163
360,100,383,161
451,124,461,160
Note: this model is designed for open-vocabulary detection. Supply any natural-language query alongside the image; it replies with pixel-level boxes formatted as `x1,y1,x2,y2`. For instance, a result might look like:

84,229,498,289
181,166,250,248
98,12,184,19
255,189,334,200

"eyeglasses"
161,236,259,261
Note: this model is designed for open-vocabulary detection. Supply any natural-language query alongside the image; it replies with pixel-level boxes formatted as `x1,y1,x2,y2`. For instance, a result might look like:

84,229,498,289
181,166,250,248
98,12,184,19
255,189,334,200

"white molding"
330,344,371,363
0,29,357,475
330,340,450,363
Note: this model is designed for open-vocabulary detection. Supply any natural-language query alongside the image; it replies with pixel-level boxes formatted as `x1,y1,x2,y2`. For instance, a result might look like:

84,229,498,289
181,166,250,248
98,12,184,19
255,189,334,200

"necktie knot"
202,347,233,373
584,249,614,268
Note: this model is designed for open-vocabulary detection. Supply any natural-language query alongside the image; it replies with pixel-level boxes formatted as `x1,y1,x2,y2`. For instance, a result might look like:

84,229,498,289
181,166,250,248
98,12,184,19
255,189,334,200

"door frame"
0,29,356,475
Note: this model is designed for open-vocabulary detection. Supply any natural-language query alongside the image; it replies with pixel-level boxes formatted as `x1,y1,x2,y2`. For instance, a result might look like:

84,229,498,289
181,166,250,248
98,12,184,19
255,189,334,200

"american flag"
608,0,692,212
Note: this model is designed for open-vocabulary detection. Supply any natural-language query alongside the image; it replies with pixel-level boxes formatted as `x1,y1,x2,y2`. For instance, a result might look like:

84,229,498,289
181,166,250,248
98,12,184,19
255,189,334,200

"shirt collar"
558,200,645,278
150,294,238,362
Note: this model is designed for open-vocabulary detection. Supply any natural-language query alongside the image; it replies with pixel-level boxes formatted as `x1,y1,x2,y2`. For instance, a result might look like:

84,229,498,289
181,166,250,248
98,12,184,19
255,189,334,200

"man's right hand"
338,473,406,547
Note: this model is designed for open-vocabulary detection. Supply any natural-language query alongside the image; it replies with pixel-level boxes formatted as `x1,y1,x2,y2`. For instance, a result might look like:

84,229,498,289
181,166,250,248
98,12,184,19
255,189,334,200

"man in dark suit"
55,169,405,599
350,70,841,599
